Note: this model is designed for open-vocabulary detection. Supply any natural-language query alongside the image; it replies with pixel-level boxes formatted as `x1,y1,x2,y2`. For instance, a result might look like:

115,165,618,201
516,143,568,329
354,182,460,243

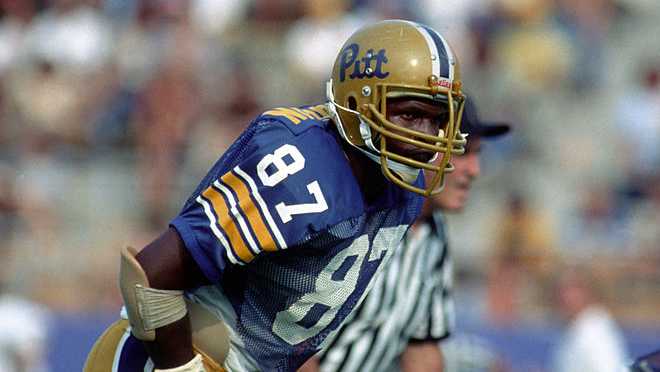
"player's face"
429,137,481,212
385,97,450,163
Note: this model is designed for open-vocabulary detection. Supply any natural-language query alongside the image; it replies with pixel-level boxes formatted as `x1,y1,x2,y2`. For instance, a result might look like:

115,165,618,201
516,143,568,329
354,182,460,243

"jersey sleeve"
170,118,362,283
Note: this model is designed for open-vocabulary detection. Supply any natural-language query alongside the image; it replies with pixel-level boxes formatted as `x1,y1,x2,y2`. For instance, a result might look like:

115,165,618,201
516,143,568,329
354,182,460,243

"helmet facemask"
327,78,467,196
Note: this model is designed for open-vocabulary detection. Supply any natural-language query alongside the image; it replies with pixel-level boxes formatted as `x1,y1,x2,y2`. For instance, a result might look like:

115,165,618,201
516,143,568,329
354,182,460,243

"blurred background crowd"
0,0,659,370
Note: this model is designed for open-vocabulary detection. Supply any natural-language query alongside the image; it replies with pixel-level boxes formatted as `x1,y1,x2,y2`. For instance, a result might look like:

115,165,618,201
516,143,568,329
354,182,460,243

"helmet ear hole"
347,96,358,111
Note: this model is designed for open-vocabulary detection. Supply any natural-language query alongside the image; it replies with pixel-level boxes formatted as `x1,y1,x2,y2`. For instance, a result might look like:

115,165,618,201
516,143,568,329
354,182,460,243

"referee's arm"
401,215,452,372
297,356,320,372
401,342,444,372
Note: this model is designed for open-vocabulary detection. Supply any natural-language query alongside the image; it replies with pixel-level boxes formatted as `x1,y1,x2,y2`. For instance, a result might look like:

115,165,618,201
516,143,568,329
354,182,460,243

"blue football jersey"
170,104,424,371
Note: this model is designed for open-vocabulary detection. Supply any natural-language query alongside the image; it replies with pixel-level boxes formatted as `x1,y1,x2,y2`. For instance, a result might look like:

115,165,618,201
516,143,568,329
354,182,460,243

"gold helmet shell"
326,20,466,196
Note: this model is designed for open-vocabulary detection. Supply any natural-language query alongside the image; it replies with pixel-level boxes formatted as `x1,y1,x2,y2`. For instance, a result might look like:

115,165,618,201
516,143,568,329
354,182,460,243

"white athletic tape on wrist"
154,354,206,372
119,246,188,341
136,285,187,331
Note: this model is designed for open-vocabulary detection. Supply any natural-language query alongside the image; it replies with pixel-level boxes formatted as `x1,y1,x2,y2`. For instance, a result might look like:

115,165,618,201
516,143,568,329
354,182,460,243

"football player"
84,20,466,372
302,97,510,372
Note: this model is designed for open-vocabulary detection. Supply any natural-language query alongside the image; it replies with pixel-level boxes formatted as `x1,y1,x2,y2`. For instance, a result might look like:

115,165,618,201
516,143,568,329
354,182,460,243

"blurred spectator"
615,61,660,177
113,0,175,92
490,0,575,94
627,173,660,257
189,0,251,38
0,182,51,372
250,0,302,24
414,0,489,63
131,3,203,228
3,0,115,151
551,266,628,372
354,0,415,19
183,62,261,182
96,7,160,145
9,153,69,308
486,192,557,324
561,183,630,257
554,0,617,91
95,0,186,149
0,289,51,372
0,0,38,76
284,0,366,101
6,59,90,148
23,0,113,73
0,164,17,239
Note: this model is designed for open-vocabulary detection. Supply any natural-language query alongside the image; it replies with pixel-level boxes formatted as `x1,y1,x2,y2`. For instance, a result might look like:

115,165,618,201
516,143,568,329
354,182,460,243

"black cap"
460,97,510,138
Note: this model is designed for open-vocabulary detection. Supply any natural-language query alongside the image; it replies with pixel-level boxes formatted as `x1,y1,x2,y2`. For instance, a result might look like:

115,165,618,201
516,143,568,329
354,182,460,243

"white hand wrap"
154,354,206,372
135,285,187,332
119,246,188,341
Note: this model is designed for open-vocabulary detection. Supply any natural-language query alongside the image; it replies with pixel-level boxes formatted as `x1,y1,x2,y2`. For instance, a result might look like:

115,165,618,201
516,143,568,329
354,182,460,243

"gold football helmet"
326,20,466,196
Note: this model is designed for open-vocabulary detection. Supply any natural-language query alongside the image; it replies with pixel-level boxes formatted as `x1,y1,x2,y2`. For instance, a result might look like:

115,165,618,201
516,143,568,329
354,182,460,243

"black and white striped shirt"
319,211,454,372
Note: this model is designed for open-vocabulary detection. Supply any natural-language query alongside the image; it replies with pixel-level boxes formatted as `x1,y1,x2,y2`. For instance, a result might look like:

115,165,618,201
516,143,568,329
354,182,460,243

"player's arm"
121,227,209,369
400,342,445,372
297,356,321,372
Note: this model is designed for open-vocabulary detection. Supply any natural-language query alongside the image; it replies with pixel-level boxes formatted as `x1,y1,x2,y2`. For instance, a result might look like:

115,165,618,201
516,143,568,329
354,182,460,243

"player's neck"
341,141,387,204
420,201,434,218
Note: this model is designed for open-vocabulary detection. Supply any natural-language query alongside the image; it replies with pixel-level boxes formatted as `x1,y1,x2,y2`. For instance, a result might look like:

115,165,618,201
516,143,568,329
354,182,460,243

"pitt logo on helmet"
338,43,389,82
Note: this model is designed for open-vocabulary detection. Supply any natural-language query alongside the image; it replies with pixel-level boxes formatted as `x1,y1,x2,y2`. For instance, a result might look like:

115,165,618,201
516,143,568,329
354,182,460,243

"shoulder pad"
260,104,330,134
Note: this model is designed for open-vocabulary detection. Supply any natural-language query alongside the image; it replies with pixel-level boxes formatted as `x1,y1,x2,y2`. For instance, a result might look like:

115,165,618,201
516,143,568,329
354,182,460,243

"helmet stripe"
407,21,440,78
435,32,455,80
419,24,452,80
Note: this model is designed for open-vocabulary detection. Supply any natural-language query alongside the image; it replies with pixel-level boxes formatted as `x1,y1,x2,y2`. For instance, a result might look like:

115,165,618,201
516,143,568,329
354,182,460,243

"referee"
299,97,510,372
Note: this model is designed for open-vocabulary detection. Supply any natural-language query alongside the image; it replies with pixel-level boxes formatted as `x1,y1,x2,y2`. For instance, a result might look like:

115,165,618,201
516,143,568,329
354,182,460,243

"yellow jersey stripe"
308,104,329,117
214,181,261,257
263,108,318,124
201,186,255,263
293,107,321,120
221,171,278,252
263,109,299,124
196,196,241,265
234,166,287,250
280,108,310,121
